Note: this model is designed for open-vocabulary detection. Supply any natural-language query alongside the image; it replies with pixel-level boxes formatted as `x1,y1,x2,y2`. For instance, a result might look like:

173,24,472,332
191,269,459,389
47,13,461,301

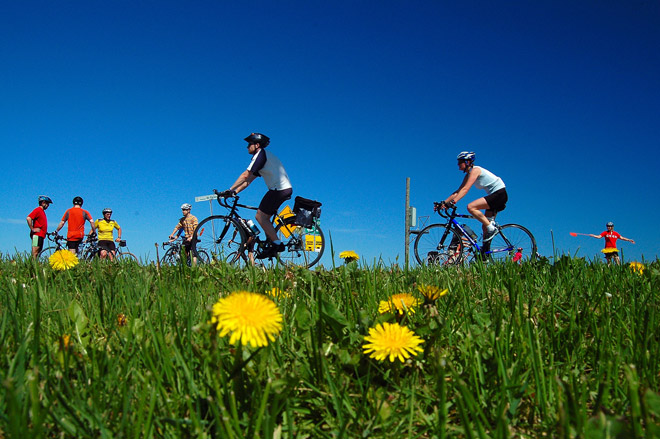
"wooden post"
405,177,410,268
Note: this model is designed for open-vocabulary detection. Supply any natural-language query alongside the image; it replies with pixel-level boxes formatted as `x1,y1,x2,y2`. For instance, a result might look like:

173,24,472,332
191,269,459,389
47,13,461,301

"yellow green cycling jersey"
94,219,120,241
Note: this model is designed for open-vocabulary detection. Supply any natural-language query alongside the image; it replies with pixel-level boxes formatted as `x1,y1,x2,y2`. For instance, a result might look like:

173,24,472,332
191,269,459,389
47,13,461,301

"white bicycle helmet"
457,151,476,161
181,203,192,210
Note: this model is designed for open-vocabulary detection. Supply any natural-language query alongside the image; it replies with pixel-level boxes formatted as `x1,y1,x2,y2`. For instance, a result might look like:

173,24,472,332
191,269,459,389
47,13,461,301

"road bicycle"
413,202,537,266
80,235,139,262
161,237,210,266
191,191,325,268
38,232,68,261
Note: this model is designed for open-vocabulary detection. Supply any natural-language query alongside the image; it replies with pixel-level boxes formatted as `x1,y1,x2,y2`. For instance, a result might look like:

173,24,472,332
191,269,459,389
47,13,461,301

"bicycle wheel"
192,215,247,264
160,247,181,265
485,224,537,263
275,217,325,268
414,224,464,266
116,251,139,263
38,246,57,262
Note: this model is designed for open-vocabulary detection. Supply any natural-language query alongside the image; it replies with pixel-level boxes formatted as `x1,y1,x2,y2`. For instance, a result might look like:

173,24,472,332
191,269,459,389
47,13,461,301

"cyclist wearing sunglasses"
438,151,508,244
219,133,293,259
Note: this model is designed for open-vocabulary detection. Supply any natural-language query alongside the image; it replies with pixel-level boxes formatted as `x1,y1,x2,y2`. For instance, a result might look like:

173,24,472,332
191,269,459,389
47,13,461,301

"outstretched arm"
619,236,635,244
588,234,603,239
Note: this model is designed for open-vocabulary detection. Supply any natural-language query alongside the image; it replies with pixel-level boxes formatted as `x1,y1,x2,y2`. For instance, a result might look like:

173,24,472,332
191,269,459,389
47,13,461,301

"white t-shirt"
247,149,292,191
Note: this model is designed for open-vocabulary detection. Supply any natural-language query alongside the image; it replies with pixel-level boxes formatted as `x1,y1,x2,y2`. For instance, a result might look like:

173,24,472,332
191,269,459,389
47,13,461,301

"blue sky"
2,0,658,265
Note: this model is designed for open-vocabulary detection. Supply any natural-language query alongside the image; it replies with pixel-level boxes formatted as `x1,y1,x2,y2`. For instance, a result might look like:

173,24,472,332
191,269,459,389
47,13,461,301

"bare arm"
445,168,480,204
55,220,65,233
589,234,602,239
230,170,258,194
26,217,39,234
619,236,635,244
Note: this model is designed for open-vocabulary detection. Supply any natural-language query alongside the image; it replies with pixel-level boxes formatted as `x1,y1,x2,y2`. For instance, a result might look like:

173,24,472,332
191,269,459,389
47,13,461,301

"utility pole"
405,178,410,268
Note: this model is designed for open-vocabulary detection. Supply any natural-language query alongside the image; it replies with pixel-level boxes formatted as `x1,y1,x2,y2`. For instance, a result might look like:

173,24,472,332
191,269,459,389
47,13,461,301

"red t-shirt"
28,207,48,238
61,207,93,240
600,230,621,249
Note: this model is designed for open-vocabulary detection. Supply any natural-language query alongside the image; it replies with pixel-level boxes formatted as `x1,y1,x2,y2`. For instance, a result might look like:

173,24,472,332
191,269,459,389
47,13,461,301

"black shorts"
67,240,82,251
259,188,293,215
31,234,44,251
98,240,116,252
484,188,508,215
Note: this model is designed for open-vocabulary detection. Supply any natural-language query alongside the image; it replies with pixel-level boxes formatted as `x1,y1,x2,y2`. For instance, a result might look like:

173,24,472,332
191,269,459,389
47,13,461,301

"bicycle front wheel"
275,217,325,268
160,247,180,266
485,224,537,263
414,224,464,266
193,215,247,264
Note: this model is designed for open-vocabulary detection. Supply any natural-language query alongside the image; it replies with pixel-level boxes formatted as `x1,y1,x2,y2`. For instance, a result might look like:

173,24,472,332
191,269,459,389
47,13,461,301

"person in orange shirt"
55,196,95,254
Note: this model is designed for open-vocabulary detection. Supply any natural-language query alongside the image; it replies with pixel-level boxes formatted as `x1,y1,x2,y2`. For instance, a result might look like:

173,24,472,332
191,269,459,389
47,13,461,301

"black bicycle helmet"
606,221,614,227
244,133,270,147
102,208,113,214
73,196,84,206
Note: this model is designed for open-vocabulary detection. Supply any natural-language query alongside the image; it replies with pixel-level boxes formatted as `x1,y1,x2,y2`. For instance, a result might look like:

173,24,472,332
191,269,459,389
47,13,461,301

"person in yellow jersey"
94,208,122,260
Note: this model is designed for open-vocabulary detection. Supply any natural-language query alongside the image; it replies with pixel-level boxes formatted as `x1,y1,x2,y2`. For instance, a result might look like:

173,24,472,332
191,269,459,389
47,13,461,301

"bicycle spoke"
414,224,464,266
486,224,537,263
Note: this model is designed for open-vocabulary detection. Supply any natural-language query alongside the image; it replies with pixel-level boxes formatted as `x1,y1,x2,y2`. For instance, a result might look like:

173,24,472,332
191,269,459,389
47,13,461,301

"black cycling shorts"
259,188,293,215
98,240,116,252
484,188,508,215
67,239,82,251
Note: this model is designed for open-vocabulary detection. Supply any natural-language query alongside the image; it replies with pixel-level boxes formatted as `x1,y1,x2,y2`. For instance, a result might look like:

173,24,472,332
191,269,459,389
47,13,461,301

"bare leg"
467,197,493,235
256,209,278,242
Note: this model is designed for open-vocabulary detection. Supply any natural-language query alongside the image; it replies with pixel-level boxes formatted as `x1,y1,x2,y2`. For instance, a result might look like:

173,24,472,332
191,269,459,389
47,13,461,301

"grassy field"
1,254,659,438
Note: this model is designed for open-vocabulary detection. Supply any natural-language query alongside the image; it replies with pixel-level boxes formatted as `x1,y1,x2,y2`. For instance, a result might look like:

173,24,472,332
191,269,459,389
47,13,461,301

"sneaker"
256,242,285,259
483,222,499,242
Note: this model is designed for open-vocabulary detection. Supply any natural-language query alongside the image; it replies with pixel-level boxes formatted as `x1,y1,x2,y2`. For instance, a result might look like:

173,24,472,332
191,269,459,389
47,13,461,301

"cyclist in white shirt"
222,133,293,259
439,151,508,242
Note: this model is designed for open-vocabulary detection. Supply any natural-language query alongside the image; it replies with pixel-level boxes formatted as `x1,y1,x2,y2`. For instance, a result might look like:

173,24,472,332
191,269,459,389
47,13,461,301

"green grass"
1,254,659,438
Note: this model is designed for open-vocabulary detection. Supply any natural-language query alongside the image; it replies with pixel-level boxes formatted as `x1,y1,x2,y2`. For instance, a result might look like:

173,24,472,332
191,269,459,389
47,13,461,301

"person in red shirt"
27,195,53,259
55,196,95,254
589,221,635,265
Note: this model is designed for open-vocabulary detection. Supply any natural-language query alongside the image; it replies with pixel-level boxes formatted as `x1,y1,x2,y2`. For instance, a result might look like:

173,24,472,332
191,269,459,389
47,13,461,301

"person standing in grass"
55,196,95,255
27,195,53,259
95,208,122,260
169,203,198,263
588,221,635,265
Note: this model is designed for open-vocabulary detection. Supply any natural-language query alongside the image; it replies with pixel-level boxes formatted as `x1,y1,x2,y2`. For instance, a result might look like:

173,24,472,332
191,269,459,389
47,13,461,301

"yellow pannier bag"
305,235,323,251
275,205,297,238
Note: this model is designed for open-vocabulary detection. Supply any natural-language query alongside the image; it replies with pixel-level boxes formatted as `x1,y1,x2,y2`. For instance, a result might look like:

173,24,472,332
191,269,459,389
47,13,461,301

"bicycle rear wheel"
192,215,247,264
275,217,325,268
414,224,464,266
485,224,537,263
38,246,57,262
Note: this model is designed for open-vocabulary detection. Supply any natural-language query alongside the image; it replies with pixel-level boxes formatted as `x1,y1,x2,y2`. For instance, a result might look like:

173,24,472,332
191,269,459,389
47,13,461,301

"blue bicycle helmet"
38,195,53,204
606,221,614,227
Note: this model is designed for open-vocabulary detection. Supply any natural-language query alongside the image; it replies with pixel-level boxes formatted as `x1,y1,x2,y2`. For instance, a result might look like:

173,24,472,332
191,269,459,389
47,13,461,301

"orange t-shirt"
61,207,93,240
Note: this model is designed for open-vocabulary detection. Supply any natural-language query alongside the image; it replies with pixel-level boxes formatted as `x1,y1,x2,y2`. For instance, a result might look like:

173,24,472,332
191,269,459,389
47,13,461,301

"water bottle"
246,219,260,236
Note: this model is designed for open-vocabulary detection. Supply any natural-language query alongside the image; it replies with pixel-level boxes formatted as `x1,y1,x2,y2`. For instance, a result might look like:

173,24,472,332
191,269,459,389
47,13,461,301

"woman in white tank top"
440,151,508,242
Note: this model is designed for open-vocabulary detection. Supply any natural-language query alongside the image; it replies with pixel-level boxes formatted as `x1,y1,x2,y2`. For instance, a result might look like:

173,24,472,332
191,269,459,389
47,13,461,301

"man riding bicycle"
219,133,293,260
438,151,508,245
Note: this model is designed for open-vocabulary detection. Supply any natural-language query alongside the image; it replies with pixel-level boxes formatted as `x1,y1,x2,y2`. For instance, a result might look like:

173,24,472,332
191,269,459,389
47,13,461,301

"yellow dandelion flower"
60,334,72,351
378,293,420,315
267,287,289,299
629,262,645,275
49,249,79,271
417,284,449,301
339,250,359,263
210,291,283,348
363,322,424,363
